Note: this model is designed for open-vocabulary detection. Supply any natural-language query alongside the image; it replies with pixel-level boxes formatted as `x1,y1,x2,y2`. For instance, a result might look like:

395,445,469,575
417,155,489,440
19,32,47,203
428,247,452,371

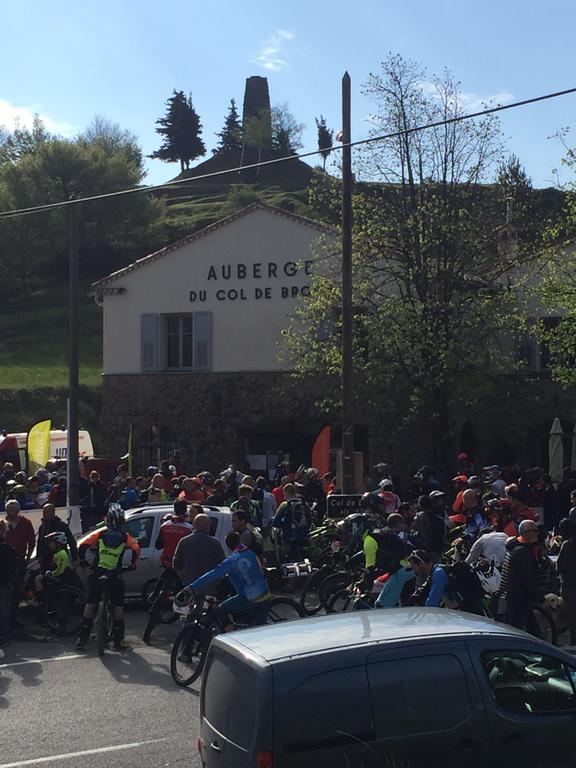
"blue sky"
2,0,576,188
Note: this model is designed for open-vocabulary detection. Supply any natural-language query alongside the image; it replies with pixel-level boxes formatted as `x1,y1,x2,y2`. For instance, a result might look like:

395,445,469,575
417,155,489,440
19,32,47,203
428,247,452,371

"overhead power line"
1,85,576,222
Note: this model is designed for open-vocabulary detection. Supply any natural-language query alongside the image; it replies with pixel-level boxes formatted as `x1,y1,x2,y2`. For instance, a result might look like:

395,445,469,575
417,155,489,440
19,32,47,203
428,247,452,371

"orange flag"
312,426,331,477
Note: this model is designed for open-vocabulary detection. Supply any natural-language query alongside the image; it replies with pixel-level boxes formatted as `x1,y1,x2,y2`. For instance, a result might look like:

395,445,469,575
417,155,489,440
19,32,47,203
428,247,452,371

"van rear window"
203,651,258,749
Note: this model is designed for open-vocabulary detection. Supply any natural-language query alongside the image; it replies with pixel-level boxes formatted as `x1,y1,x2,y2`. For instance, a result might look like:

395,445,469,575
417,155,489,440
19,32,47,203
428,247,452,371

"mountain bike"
299,549,363,615
95,566,134,656
170,593,303,687
18,567,85,637
142,568,181,645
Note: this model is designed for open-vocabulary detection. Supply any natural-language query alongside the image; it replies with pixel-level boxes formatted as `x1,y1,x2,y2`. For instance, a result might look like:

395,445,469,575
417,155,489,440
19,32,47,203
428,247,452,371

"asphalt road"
0,607,201,768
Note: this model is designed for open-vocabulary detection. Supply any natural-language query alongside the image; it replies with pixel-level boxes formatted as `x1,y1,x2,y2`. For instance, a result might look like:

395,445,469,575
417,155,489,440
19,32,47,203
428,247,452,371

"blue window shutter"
141,314,159,371
194,312,212,371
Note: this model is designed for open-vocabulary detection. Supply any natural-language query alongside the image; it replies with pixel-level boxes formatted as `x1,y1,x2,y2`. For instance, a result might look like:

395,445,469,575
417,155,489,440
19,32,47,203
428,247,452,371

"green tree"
213,99,243,154
271,103,304,154
286,55,525,471
536,135,576,384
315,115,333,170
0,117,166,298
150,90,206,172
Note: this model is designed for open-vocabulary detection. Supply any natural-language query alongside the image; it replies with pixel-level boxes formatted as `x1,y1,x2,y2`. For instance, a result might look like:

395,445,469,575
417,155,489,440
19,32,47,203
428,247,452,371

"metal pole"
67,202,80,510
341,72,355,493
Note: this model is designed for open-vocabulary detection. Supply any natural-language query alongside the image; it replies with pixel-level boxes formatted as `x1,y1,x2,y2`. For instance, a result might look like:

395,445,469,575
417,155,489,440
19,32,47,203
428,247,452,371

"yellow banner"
27,419,52,474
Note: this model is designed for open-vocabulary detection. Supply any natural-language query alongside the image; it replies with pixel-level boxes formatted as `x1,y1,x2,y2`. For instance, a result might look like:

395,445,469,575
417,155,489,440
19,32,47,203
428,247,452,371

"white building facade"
93,204,337,471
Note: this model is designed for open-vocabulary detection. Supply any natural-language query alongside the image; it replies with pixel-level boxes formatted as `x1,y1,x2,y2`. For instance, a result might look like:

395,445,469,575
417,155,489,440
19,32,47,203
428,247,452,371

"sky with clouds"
1,0,576,188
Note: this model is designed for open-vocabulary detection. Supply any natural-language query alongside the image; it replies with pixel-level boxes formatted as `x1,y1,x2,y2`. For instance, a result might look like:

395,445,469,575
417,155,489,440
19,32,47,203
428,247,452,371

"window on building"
166,315,193,368
140,313,212,372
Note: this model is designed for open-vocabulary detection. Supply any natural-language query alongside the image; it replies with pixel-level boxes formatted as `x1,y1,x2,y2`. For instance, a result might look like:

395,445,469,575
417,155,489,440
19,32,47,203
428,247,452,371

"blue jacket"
188,544,269,602
425,564,450,607
375,565,414,608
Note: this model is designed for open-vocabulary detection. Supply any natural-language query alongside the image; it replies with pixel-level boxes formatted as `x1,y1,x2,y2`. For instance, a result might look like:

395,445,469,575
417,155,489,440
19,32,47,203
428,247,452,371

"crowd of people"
356,455,576,642
3,449,576,649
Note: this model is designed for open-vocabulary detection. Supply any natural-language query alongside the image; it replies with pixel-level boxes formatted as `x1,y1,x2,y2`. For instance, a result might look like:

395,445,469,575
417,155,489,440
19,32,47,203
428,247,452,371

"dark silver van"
198,608,576,768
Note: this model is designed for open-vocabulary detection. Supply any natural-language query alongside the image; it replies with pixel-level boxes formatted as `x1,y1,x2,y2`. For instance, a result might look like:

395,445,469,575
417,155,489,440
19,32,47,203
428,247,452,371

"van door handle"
210,741,222,754
501,732,525,744
453,737,479,751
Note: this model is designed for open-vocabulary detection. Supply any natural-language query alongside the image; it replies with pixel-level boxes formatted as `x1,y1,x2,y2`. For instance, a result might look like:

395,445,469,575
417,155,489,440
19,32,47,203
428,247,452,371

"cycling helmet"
45,531,67,546
378,478,394,491
106,503,125,529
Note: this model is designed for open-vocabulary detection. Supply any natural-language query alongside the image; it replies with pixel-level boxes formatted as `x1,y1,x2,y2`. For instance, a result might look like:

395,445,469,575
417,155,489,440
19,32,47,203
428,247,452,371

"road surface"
0,607,201,768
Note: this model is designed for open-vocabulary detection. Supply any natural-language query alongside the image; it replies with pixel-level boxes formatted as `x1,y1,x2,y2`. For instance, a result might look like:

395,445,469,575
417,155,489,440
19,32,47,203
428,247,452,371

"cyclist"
272,483,312,561
363,513,410,591
231,484,262,528
408,549,484,614
378,479,401,515
185,531,272,630
34,532,75,601
154,499,193,592
76,505,140,650
407,550,451,607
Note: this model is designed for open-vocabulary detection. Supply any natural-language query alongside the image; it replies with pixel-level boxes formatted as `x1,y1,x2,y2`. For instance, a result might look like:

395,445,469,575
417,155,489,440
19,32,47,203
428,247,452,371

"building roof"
216,607,529,663
92,202,332,290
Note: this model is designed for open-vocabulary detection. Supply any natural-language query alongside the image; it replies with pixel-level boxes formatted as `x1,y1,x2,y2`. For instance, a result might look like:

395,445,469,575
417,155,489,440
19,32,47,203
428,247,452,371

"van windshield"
203,650,258,750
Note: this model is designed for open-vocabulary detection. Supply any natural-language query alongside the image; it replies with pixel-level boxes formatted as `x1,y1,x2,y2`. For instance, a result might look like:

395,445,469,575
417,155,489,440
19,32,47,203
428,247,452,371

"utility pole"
341,72,355,493
67,202,80,513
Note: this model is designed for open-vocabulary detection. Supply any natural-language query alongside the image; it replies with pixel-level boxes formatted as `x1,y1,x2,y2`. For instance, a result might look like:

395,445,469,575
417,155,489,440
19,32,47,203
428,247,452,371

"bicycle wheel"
45,586,86,636
142,579,160,609
170,623,208,686
96,597,112,656
319,571,352,609
299,569,328,616
531,604,558,646
267,598,303,623
326,589,354,614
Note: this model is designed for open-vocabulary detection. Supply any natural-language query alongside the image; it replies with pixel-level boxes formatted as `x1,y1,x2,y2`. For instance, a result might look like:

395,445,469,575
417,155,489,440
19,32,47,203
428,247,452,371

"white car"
76,504,233,599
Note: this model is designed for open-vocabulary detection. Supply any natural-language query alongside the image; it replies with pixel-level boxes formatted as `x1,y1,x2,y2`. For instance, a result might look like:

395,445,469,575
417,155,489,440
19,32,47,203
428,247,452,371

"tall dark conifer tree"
213,99,243,154
150,90,206,172
315,115,333,170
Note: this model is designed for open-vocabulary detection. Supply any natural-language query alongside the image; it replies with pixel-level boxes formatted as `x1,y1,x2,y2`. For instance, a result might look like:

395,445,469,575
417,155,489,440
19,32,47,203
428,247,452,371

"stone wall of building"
100,372,332,473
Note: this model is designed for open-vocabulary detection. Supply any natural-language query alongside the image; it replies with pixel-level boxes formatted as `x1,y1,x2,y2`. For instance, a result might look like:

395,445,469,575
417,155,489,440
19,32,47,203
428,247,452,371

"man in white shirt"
466,529,508,568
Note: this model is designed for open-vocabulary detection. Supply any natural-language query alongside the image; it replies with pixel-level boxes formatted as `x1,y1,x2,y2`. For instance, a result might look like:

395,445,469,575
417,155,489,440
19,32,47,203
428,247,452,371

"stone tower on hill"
169,76,313,193
242,76,272,150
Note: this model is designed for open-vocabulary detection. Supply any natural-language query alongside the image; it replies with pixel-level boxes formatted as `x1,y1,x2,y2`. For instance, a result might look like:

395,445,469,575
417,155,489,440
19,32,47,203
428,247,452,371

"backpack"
284,498,311,531
443,561,485,610
369,529,409,573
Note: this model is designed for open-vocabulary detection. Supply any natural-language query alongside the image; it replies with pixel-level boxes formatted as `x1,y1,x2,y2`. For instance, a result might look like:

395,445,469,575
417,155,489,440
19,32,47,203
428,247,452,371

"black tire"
45,585,86,636
142,579,159,609
326,589,354,614
319,571,352,609
299,569,329,616
96,597,112,657
531,604,558,646
267,597,303,623
170,624,208,687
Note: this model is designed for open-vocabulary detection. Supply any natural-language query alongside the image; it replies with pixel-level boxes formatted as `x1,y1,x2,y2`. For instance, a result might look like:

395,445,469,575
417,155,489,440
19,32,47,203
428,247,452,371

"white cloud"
0,98,76,136
419,80,514,113
459,90,514,112
253,29,297,72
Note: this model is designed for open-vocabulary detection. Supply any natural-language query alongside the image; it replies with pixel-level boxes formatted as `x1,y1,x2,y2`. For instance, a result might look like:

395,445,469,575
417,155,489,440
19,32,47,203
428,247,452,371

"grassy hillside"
0,292,103,389
0,186,312,390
